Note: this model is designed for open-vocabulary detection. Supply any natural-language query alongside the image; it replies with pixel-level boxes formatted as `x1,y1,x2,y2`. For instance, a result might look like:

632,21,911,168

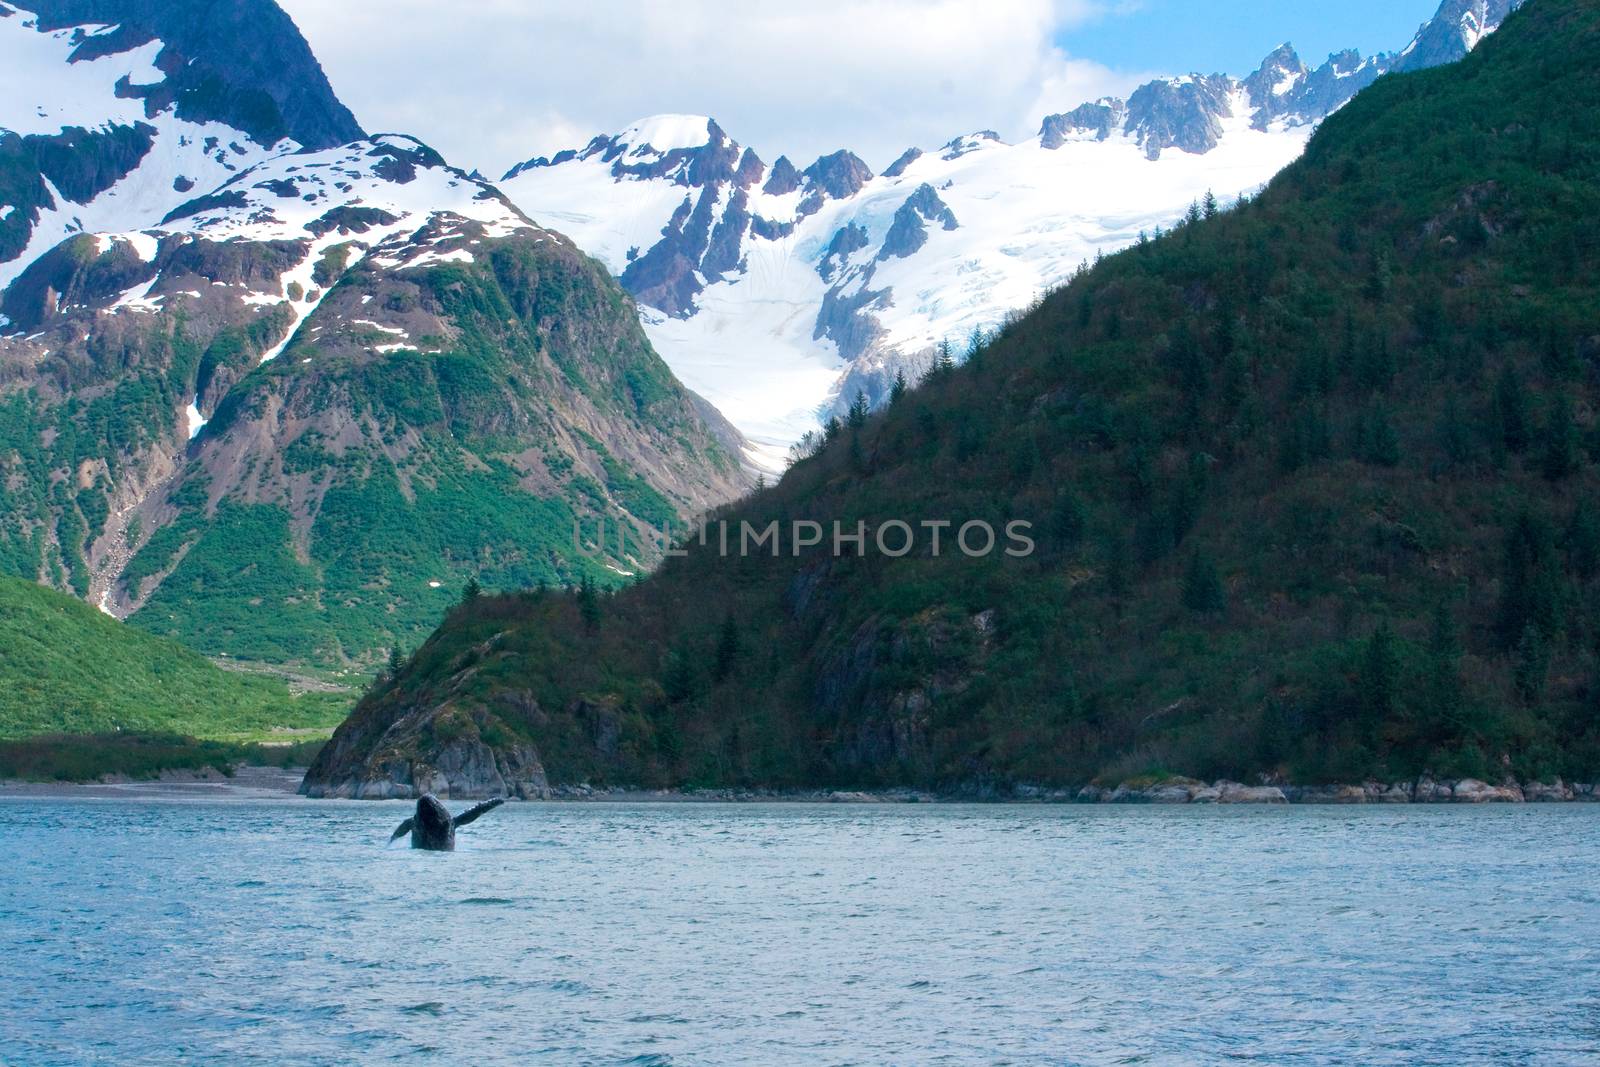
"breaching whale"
389,794,505,851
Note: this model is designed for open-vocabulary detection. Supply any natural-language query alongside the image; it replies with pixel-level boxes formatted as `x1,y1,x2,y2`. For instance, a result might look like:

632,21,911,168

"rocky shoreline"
472,775,1600,805
1060,776,1597,805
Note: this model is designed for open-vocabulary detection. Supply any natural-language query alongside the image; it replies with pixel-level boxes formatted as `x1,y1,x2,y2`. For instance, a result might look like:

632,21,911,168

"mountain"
306,0,1600,799
0,572,342,740
0,0,362,284
497,0,1524,465
0,0,747,667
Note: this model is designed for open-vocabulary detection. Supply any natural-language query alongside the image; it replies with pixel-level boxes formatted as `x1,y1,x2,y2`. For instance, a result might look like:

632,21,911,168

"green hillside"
309,0,1600,795
0,574,347,742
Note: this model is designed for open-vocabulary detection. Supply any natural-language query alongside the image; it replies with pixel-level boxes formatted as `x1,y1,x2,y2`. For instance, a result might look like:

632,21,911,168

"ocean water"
1,799,1597,1066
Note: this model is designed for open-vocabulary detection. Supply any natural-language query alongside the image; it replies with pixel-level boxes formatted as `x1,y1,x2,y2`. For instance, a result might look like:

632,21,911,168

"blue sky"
1061,1,1444,76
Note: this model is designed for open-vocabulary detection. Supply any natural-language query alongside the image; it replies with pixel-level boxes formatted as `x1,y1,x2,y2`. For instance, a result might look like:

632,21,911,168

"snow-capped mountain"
499,0,1524,465
0,0,362,291
0,0,746,663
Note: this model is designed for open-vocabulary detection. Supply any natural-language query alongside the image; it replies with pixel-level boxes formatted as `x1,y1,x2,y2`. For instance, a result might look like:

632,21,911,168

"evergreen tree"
578,576,602,631
663,648,697,703
1496,363,1531,453
1565,501,1600,582
1514,623,1549,705
1497,511,1563,648
1181,550,1227,614
1359,622,1400,725
1424,600,1463,740
1540,390,1580,480
1104,534,1130,603
1202,189,1219,219
965,326,987,364
1050,488,1087,552
388,645,406,679
461,577,482,604
714,611,740,682
847,390,870,430
934,339,956,376
889,369,909,404
1437,392,1474,466
1355,400,1401,467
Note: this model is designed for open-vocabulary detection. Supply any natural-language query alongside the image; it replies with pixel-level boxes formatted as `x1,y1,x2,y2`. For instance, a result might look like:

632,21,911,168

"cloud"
277,0,1152,175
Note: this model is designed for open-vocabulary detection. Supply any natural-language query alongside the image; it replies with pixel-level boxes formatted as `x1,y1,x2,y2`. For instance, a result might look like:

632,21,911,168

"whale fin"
388,817,415,844
451,797,505,829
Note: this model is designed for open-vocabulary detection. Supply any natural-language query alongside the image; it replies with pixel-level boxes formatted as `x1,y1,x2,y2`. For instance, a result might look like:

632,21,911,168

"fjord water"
2,802,1596,1065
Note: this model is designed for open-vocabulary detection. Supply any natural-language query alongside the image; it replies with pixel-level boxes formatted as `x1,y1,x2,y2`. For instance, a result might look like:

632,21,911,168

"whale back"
412,794,456,850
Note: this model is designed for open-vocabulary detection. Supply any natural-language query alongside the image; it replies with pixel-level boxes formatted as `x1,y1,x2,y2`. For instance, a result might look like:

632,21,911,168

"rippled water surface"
2,799,1598,1065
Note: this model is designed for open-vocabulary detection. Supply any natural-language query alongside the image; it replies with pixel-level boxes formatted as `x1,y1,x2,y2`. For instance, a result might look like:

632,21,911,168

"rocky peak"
17,0,363,150
734,147,765,188
1125,75,1235,160
881,147,923,178
1393,0,1523,73
940,130,1002,161
877,183,958,261
1242,43,1309,115
799,150,873,214
1039,99,1128,149
763,155,802,196
818,223,869,283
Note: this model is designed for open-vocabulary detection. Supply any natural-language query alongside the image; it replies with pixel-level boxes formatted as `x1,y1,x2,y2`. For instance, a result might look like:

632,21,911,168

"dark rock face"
940,131,1000,160
620,188,720,317
813,281,889,365
882,147,922,178
701,187,750,278
1126,76,1235,160
818,223,869,283
304,696,553,800
762,155,802,196
1293,50,1384,121
1392,0,1523,73
1242,44,1310,126
878,184,958,261
0,123,158,262
734,147,765,188
798,150,873,215
1,234,156,331
1039,100,1127,148
19,0,364,149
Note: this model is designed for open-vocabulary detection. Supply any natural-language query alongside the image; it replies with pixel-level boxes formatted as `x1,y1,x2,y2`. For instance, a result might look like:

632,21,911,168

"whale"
389,794,505,850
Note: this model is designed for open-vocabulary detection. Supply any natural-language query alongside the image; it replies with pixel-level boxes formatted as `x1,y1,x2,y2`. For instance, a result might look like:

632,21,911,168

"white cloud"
277,0,1152,176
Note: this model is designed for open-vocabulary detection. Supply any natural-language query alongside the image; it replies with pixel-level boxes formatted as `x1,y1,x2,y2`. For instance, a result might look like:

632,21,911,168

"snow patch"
185,398,206,440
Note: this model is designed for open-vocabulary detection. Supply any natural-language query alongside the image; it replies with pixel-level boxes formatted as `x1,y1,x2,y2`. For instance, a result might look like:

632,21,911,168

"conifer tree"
1514,623,1549,705
1565,501,1600,582
1424,600,1463,739
1359,622,1400,725
1497,511,1562,648
1496,363,1531,453
1540,390,1580,480
890,369,908,404
1181,550,1227,614
461,577,482,604
714,611,740,682
578,576,601,631
847,390,870,430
